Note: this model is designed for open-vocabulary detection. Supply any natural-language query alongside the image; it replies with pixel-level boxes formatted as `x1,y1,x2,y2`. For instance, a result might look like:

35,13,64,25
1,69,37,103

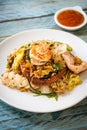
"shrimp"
30,43,52,65
62,51,87,74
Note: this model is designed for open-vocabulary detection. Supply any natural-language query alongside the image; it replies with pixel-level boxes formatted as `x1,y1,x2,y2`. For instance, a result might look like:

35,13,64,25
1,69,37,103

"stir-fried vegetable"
67,44,73,51
12,47,25,69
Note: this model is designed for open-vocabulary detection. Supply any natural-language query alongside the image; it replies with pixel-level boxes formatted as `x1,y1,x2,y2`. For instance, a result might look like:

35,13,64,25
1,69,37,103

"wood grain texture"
0,0,87,130
0,0,87,22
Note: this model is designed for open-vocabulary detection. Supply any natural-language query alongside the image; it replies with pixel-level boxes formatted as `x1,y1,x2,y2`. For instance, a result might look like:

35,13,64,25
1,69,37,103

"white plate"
0,29,87,113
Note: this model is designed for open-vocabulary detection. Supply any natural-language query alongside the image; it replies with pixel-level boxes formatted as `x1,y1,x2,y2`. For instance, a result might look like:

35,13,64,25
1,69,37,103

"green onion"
67,44,73,51
47,92,58,101
54,63,62,73
35,92,58,101
26,56,31,62
6,63,10,69
43,72,52,79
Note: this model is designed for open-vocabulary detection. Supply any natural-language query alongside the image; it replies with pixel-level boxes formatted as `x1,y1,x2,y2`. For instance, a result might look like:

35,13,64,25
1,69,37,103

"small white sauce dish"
54,6,87,31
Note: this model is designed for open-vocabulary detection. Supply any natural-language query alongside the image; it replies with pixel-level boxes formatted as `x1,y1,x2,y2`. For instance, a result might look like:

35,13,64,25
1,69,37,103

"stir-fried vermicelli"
1,40,87,99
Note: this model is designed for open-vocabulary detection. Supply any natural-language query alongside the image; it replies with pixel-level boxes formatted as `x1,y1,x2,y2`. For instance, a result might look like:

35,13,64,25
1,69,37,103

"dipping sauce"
57,10,84,27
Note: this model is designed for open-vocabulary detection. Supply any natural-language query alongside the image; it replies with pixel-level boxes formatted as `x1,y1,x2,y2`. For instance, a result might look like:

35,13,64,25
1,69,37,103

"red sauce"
57,10,84,27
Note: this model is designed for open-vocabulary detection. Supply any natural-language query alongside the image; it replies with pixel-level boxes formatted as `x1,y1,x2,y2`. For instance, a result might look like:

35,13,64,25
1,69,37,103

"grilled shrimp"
30,43,52,65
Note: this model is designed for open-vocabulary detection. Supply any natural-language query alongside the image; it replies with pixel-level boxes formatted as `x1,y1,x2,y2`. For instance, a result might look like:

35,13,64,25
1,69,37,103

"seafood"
30,42,52,65
62,51,87,74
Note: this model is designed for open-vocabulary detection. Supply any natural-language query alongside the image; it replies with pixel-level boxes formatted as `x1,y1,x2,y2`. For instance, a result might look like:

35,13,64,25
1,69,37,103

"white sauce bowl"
54,6,87,31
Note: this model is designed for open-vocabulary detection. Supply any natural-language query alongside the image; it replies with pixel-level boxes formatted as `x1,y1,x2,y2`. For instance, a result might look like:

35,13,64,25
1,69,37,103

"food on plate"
1,40,87,100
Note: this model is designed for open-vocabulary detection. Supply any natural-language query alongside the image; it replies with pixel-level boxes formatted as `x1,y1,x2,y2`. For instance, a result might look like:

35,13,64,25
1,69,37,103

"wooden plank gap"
0,13,54,23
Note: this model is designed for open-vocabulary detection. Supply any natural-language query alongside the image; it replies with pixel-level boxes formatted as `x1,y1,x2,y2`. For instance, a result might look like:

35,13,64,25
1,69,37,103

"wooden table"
0,0,87,129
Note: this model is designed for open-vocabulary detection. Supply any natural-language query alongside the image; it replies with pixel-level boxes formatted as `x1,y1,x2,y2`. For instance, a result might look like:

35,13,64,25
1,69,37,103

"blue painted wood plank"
0,0,87,21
